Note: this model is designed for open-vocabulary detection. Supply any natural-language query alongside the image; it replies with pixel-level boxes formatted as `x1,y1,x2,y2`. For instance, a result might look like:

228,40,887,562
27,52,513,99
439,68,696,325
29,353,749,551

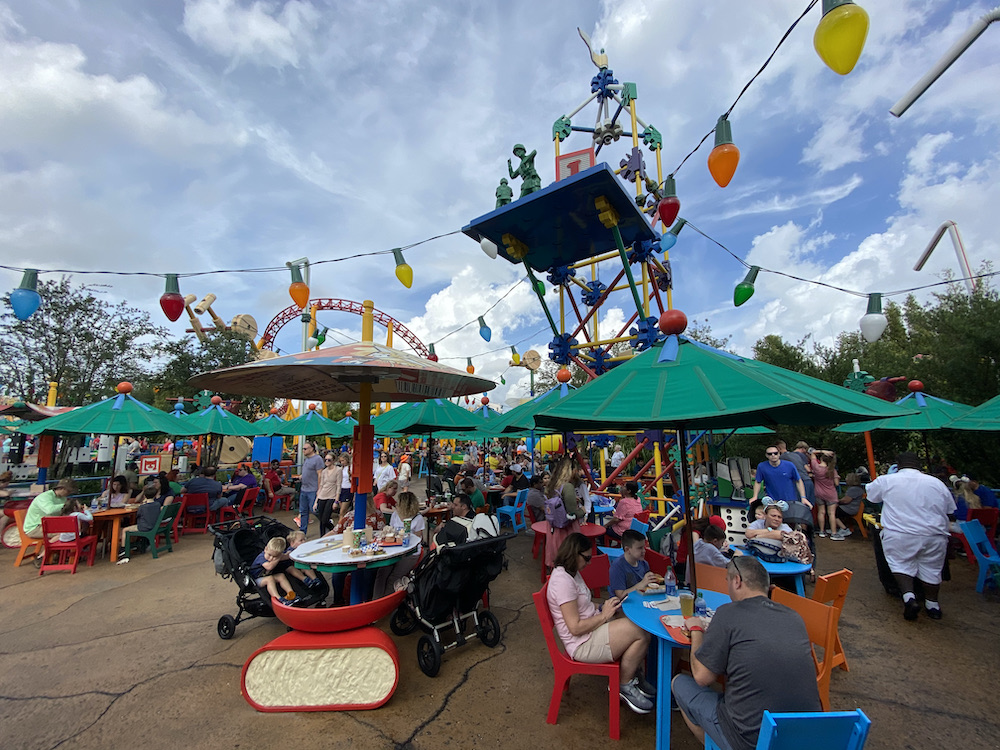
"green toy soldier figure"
508,144,541,198
496,178,513,208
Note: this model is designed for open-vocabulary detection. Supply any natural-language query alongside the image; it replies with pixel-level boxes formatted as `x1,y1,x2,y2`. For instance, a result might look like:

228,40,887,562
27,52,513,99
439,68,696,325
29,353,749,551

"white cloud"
182,0,319,69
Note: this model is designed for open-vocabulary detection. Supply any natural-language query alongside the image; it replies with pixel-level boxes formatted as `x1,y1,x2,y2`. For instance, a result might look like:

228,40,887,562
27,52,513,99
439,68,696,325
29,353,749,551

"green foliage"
0,278,167,405
744,271,1000,483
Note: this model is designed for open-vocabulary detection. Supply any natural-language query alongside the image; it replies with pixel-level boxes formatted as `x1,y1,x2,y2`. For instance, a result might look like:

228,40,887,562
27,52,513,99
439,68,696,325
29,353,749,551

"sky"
1,0,998,409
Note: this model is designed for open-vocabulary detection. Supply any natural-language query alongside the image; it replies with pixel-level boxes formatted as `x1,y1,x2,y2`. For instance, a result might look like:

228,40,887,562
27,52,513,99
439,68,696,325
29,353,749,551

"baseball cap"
511,464,523,473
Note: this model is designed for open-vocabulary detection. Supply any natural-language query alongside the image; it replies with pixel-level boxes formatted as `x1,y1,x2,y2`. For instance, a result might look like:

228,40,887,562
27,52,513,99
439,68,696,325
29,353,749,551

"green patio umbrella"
20,385,182,436
832,390,971,433
533,337,919,432
372,398,486,436
943,393,1000,431
184,400,260,437
253,412,288,432
266,407,352,438
487,385,574,435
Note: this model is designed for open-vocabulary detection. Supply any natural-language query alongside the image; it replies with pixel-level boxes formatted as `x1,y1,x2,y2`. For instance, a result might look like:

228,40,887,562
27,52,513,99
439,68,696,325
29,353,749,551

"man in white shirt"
865,452,955,622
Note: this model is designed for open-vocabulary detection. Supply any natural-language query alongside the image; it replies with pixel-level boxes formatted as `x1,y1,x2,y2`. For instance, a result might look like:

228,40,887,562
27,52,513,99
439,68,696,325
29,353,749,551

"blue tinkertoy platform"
462,163,659,272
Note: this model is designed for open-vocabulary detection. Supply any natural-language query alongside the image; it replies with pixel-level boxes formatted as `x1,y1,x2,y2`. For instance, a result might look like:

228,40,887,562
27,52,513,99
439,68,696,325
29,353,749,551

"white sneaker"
620,679,653,714
830,531,845,541
816,531,828,538
839,528,853,537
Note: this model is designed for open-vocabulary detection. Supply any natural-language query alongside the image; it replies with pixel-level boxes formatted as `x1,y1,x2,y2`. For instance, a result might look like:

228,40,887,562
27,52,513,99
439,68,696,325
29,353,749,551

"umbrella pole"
427,432,434,498
678,428,698,596
864,431,878,478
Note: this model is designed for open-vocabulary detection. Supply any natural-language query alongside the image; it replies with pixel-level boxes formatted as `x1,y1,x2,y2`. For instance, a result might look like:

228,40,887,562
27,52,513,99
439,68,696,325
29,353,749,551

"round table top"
531,520,606,538
622,588,731,646
735,548,811,575
290,533,420,569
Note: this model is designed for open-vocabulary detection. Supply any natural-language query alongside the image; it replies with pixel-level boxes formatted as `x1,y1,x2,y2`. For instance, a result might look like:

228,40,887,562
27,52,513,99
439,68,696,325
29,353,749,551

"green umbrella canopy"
253,413,288,432
20,386,182,436
372,398,486,436
832,390,972,433
943,392,1000,431
532,336,920,432
486,384,576,436
266,408,352,438
184,401,260,437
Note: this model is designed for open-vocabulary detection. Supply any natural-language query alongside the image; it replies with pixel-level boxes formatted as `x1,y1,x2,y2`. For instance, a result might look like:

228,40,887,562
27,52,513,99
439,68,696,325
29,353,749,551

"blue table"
622,589,731,750
737,549,811,595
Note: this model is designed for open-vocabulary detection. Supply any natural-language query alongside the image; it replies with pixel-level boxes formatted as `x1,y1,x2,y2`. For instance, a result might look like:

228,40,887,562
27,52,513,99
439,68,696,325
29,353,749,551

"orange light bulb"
707,115,740,188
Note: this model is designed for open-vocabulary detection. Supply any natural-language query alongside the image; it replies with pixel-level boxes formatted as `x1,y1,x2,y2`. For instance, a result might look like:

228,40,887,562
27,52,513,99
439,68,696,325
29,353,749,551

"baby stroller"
209,515,329,640
389,532,514,676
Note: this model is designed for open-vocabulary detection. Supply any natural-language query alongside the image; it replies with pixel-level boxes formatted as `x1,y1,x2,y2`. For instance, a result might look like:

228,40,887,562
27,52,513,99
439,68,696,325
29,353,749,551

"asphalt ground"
1,508,997,750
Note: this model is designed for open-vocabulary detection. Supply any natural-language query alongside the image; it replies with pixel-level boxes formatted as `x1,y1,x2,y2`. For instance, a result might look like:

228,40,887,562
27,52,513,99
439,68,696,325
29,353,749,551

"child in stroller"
250,536,323,607
210,516,329,640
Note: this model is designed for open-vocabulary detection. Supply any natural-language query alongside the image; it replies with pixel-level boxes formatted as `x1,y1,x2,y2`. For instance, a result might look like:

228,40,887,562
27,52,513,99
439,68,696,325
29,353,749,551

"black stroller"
389,532,514,676
209,515,329,640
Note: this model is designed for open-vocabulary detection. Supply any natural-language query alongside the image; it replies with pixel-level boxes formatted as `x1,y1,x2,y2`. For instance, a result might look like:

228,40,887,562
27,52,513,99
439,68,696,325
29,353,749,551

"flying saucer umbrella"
20,383,181,437
0,401,76,421
942,393,1000,431
832,389,971,433
267,406,352,438
183,398,260,437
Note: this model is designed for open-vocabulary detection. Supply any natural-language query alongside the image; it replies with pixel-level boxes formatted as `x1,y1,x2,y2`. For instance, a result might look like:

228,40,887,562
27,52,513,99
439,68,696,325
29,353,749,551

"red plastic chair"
169,497,186,543
261,483,277,514
634,510,651,525
39,516,97,575
644,548,672,578
970,507,999,541
219,487,259,523
533,583,620,739
580,552,610,598
527,506,544,559
182,492,210,534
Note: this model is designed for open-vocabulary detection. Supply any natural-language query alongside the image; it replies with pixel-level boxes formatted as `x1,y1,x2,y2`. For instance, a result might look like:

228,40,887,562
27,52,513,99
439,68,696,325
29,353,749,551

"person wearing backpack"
544,458,584,569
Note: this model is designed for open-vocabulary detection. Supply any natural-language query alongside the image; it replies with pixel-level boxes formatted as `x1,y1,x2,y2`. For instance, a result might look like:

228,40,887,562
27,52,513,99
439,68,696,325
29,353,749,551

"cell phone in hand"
618,592,630,605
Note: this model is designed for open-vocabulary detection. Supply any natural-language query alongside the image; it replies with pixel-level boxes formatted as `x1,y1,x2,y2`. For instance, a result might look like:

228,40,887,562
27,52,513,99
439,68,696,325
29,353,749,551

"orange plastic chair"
848,499,869,540
693,562,730,594
39,516,97,575
181,492,210,534
771,587,838,710
12,509,44,567
533,583,620,740
580,552,610,598
219,487,259,523
813,568,852,672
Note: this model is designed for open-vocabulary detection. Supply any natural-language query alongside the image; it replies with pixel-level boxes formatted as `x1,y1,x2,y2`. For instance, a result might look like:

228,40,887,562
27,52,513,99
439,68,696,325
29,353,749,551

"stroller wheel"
390,605,418,636
417,635,443,677
217,614,237,640
477,610,501,648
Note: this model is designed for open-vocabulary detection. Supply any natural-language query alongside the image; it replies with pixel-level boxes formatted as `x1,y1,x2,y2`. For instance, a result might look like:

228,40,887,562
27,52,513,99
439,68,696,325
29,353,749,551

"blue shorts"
671,674,733,750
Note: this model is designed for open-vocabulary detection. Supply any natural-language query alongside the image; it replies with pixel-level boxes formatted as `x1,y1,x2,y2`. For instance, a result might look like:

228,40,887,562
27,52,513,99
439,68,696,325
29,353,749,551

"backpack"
544,484,573,529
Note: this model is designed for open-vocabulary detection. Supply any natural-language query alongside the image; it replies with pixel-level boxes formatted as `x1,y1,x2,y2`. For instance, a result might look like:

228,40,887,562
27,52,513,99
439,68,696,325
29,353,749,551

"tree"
142,332,271,420
0,278,167,405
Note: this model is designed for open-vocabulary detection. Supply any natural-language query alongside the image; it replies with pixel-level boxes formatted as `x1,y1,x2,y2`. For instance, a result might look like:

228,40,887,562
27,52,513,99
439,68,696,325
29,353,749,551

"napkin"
643,595,680,610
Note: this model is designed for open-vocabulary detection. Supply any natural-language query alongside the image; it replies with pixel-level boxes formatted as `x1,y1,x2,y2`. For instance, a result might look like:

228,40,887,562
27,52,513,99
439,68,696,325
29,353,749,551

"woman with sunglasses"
546,532,655,714
314,452,341,535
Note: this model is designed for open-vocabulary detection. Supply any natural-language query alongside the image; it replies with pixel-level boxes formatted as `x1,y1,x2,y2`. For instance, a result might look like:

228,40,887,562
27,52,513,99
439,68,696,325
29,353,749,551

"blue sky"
1,0,998,408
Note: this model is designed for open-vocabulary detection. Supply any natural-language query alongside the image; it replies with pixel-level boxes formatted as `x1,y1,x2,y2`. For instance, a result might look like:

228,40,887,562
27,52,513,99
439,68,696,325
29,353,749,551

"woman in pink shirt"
546,532,654,714
606,481,642,541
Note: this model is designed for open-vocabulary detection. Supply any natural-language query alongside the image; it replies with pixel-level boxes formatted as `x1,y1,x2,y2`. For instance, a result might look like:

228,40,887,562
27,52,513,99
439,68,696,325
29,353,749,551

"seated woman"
99,476,131,508
744,498,792,540
835,471,865,524
372,491,425,598
605,481,641,542
324,494,385,606
374,479,399,518
546,532,655,715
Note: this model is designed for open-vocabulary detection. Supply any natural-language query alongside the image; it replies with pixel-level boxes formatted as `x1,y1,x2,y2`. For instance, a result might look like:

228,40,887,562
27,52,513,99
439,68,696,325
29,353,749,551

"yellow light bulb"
391,248,413,289
814,0,869,75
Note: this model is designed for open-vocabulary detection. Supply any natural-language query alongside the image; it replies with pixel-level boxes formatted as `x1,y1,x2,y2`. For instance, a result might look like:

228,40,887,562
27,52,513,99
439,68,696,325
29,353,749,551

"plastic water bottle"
695,591,708,617
91,497,98,512
664,566,677,597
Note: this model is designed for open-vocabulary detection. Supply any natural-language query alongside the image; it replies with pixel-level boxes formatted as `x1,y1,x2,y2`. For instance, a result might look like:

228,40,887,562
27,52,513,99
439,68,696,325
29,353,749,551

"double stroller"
390,532,514,676
209,515,329,639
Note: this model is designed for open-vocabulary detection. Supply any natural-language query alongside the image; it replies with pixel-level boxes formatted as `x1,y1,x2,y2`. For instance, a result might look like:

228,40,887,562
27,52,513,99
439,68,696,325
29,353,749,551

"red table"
530,521,607,582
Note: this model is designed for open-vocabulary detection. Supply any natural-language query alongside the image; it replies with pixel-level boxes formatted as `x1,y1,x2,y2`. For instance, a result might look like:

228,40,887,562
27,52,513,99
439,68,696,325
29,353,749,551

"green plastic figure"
508,144,541,198
496,178,513,208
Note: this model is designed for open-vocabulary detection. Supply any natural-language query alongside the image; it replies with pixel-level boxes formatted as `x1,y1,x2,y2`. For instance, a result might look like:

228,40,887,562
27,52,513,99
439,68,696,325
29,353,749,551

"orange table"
421,505,453,545
91,507,138,561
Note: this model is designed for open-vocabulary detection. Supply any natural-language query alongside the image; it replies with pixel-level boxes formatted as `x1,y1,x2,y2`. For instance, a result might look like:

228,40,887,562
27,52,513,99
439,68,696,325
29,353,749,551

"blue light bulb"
660,234,677,252
9,270,42,321
477,316,491,342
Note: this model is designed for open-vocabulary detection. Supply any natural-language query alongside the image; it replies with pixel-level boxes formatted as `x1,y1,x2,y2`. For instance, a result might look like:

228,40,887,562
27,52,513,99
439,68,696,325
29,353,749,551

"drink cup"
679,591,695,618
403,518,412,535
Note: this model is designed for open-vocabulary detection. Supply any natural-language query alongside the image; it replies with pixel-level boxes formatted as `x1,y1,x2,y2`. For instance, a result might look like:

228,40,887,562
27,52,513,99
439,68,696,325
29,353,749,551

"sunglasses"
324,459,333,464
579,552,592,562
765,451,779,456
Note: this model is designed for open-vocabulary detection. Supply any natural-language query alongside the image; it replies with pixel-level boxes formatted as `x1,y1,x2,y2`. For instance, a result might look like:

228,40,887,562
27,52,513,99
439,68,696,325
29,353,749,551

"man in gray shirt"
780,440,815,505
297,441,324,535
673,556,821,750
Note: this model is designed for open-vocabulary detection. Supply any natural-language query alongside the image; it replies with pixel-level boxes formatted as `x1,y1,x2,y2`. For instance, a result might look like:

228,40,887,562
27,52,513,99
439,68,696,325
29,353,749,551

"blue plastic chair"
959,519,1000,593
497,489,528,534
629,518,649,535
706,709,871,750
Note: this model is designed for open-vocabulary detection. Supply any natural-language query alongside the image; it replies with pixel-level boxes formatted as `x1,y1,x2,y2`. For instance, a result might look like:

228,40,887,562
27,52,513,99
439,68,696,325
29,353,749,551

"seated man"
434,494,498,547
184,466,226,512
694,525,740,568
609,529,658,599
264,460,297,505
223,464,258,505
460,477,487,512
673,556,821,750
23,479,78,539
500,463,530,505
525,473,547,521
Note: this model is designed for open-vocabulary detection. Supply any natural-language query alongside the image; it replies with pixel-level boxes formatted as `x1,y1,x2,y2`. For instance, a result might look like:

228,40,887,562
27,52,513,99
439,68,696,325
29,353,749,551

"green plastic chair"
124,503,181,559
